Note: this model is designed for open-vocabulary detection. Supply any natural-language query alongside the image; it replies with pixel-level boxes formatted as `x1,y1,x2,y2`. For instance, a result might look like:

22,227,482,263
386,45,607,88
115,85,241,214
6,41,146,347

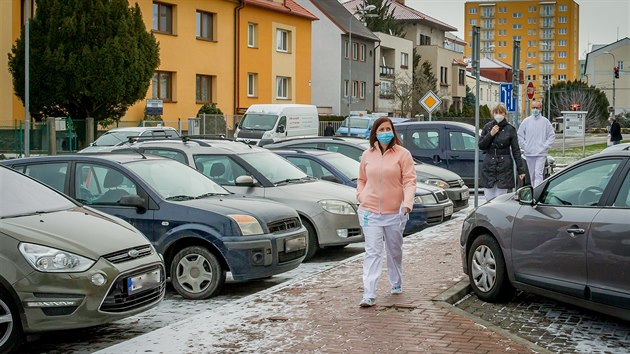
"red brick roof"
245,0,318,20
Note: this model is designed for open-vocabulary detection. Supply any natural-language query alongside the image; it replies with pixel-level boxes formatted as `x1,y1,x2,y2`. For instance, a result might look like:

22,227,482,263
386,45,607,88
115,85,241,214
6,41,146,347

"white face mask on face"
532,109,541,117
494,114,505,123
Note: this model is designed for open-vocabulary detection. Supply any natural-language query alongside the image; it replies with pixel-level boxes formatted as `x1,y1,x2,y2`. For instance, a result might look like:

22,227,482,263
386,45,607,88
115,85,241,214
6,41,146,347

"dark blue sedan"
273,149,454,234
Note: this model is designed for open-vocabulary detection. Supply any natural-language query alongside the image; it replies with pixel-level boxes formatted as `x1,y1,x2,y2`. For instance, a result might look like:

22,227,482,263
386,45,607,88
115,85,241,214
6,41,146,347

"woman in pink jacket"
356,117,417,307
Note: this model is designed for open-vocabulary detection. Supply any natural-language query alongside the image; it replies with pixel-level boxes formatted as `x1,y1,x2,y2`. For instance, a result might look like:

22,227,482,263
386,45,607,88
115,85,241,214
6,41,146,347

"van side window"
278,116,286,131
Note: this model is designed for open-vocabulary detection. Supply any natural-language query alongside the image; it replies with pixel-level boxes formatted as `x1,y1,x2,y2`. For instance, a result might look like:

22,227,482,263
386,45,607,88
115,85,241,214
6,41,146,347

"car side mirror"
516,186,535,205
235,175,256,187
277,125,285,134
321,175,341,184
119,195,146,211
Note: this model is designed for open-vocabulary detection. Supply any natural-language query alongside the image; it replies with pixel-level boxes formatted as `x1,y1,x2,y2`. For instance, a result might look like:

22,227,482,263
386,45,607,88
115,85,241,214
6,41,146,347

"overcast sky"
406,0,630,59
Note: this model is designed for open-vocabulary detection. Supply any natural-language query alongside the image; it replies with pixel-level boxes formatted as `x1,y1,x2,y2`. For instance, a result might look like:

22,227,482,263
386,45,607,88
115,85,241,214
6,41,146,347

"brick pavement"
99,214,536,353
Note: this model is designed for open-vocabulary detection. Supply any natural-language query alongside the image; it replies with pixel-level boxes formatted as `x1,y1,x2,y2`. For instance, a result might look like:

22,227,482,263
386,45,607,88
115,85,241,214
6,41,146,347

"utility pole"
472,26,481,208
24,0,30,157
512,40,521,127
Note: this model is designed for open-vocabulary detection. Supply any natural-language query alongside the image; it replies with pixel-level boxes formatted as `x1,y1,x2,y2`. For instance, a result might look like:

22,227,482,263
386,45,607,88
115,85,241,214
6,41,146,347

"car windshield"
125,159,229,200
239,114,278,131
319,153,360,181
0,167,76,219
340,118,370,129
240,152,310,184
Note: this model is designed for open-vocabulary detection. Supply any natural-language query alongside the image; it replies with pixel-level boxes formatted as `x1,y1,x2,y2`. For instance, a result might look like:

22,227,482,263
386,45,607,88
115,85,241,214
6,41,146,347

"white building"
584,38,630,115
466,72,501,109
374,32,414,116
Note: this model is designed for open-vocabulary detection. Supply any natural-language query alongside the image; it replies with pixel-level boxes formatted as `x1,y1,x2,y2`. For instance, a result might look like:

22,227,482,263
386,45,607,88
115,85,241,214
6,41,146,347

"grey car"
0,166,164,352
461,150,630,320
100,138,363,261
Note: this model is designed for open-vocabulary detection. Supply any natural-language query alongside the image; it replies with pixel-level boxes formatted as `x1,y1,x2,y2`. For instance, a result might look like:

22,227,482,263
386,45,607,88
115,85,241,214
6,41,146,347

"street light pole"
24,0,30,157
604,51,616,115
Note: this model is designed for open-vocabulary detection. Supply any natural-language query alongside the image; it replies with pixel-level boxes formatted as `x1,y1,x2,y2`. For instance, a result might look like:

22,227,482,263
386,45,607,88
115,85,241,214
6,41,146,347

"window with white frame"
352,81,358,98
276,76,289,99
276,29,290,52
558,40,567,46
512,12,522,18
513,24,522,29
470,19,477,25
469,7,477,14
558,28,567,35
352,42,359,60
360,44,366,62
248,23,257,47
401,52,409,68
360,81,366,99
559,16,568,23
559,5,568,11
247,73,257,97
558,51,567,58
558,63,566,70
344,40,349,59
558,74,567,81
380,80,392,97
343,80,349,97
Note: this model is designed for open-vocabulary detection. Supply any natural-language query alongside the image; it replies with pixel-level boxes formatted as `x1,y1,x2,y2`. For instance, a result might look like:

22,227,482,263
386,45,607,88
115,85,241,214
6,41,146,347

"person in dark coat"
479,104,526,201
609,117,623,145
323,122,335,136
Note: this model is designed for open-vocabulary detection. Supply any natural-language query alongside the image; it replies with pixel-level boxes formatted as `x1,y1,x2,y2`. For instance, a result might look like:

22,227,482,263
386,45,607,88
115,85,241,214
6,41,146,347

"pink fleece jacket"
356,144,417,214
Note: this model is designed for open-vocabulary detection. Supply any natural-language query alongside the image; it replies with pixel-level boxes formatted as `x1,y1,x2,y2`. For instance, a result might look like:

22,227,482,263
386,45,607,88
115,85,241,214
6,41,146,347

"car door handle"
566,228,585,237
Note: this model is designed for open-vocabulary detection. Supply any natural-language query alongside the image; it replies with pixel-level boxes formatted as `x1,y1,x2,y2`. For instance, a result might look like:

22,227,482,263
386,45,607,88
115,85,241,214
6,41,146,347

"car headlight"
228,214,264,236
318,200,357,215
421,178,449,189
414,193,437,205
262,131,273,139
19,243,95,273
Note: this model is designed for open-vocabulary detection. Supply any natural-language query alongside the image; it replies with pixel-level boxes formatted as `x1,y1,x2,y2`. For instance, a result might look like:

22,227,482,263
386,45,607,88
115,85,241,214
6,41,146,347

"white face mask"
494,115,505,123
532,109,541,117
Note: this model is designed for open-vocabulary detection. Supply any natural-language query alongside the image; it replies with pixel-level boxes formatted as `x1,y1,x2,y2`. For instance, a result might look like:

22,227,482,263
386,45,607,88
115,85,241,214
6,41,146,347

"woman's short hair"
492,104,508,115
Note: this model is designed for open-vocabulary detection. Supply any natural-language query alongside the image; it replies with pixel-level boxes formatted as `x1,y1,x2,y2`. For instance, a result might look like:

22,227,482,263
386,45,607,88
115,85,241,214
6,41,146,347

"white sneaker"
391,286,402,295
359,298,376,307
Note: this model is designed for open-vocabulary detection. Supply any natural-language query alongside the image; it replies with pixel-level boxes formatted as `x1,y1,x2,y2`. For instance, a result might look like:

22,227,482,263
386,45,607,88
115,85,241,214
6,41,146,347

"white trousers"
525,156,547,187
484,186,508,202
362,224,404,299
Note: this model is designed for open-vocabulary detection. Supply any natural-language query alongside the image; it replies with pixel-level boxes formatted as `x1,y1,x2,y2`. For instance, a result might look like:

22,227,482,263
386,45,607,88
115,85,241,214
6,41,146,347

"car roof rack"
116,135,213,147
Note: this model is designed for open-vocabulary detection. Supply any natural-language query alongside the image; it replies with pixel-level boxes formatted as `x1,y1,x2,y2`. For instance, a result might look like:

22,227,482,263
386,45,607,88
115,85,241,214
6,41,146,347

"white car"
80,126,180,153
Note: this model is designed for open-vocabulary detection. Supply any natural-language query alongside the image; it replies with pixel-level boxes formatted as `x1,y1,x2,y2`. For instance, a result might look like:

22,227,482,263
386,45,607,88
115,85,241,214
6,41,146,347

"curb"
433,280,552,354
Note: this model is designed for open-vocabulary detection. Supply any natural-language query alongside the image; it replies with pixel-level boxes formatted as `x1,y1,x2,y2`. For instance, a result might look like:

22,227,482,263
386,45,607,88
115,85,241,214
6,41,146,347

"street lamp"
348,4,376,117
603,51,616,115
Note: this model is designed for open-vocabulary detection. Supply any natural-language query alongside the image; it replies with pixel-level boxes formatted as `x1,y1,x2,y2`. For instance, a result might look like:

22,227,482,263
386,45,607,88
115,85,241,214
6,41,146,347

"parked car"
603,142,629,152
0,165,165,352
1,155,307,300
80,126,180,153
336,116,411,138
393,121,555,187
274,149,454,234
96,138,364,260
233,104,319,146
461,149,630,320
264,136,470,211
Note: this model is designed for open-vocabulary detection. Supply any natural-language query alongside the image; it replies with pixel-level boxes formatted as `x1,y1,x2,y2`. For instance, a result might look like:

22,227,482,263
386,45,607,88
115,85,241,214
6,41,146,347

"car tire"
0,289,22,353
301,218,319,262
467,234,513,302
170,246,225,300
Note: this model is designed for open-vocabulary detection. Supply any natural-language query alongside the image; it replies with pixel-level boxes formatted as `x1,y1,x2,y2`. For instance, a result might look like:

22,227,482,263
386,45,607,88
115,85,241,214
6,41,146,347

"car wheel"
467,234,513,302
0,289,22,353
170,246,225,300
301,218,319,262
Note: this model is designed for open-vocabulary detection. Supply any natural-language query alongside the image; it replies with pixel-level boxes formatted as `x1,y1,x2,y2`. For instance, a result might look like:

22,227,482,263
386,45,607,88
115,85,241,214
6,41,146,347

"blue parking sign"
500,83,516,112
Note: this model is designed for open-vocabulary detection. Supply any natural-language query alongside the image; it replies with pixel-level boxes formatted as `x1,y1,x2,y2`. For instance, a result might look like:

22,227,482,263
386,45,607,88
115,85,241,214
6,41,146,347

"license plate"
127,269,161,295
285,236,306,252
444,205,454,217
461,190,470,200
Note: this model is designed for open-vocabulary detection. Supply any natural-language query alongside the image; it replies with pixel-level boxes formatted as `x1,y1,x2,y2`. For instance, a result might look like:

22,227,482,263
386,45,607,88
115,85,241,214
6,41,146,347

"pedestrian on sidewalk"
517,100,555,187
479,104,526,201
323,122,335,136
609,116,623,146
356,117,416,307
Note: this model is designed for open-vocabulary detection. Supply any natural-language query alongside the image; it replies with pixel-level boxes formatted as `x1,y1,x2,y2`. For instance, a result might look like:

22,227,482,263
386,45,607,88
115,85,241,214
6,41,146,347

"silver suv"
80,126,179,153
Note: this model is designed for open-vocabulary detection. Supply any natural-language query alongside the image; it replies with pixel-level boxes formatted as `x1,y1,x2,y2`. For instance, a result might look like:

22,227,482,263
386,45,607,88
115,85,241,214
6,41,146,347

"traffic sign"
419,90,441,113
527,82,535,100
146,99,163,115
500,83,516,112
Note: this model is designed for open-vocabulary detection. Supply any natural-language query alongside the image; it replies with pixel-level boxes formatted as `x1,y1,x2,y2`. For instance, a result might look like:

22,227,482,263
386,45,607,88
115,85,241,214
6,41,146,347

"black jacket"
323,125,335,136
610,121,623,142
479,119,525,189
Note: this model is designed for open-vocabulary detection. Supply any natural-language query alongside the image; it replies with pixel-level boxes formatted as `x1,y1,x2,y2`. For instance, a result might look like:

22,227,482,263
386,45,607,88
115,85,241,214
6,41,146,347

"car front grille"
434,191,449,202
99,266,165,314
427,215,443,225
447,179,465,188
453,199,468,209
278,249,306,263
104,245,153,264
268,218,301,233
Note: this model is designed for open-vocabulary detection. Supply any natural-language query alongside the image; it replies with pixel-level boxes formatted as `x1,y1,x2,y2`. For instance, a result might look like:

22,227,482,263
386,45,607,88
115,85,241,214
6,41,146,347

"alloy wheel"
0,298,13,349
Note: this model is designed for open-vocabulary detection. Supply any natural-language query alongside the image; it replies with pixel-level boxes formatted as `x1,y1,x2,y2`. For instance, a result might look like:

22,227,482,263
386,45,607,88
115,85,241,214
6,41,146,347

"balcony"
541,57,555,63
380,65,395,78
481,46,495,53
539,68,554,76
540,33,555,40
481,36,494,42
540,20,555,29
481,11,495,18
540,9,555,17
481,24,495,30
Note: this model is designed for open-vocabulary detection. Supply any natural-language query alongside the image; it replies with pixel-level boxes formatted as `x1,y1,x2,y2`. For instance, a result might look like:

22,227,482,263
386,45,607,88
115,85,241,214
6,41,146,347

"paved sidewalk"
98,213,535,353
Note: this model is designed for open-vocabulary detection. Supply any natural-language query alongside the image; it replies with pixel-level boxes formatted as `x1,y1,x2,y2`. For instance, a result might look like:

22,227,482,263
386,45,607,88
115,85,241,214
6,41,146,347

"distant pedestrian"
356,117,416,307
323,122,335,136
518,100,555,187
479,104,526,201
609,116,623,145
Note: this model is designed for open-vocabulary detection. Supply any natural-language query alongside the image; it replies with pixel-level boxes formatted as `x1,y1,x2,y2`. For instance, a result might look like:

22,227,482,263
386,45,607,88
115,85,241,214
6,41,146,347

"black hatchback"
2,154,307,300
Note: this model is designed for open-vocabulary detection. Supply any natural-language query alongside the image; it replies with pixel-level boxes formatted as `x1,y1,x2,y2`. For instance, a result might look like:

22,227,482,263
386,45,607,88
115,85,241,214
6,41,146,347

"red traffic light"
571,103,580,111
614,67,620,79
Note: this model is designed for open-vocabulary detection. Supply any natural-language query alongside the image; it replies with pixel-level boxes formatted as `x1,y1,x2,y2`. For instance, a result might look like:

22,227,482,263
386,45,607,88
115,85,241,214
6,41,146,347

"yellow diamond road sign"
420,90,442,113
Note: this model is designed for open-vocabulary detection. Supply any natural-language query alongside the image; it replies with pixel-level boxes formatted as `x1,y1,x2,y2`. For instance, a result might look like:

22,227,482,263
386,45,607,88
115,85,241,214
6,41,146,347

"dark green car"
0,166,164,352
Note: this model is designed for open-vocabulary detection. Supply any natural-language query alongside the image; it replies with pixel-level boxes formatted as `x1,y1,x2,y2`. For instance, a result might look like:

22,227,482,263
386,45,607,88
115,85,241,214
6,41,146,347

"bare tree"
548,81,609,128
391,71,414,117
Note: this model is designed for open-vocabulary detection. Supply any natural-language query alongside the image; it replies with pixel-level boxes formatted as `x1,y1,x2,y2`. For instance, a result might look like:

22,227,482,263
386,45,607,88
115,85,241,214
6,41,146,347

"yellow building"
237,0,316,113
464,0,579,94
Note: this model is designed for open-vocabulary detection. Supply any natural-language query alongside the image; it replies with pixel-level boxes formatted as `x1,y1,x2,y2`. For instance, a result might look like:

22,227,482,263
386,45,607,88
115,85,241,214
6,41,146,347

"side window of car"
449,131,476,151
613,170,630,208
323,144,363,162
24,163,69,193
193,155,250,186
286,157,313,175
75,163,138,205
143,149,187,164
540,159,622,207
409,129,440,151
291,143,319,149
277,116,287,131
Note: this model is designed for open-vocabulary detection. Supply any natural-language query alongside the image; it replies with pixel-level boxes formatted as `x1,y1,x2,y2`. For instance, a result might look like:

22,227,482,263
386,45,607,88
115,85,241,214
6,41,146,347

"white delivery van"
234,104,319,146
